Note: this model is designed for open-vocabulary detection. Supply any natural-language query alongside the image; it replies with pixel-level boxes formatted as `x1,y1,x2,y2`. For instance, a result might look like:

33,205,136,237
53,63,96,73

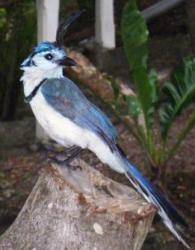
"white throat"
20,66,63,97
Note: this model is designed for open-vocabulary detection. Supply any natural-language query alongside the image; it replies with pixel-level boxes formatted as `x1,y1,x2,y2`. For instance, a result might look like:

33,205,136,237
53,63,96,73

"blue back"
41,77,118,150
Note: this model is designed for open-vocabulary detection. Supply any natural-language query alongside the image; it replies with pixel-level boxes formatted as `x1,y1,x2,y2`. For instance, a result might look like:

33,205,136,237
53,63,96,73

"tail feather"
116,146,190,249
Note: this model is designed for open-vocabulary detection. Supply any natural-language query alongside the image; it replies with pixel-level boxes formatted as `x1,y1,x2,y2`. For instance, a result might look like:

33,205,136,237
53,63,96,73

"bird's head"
20,10,84,73
20,41,76,71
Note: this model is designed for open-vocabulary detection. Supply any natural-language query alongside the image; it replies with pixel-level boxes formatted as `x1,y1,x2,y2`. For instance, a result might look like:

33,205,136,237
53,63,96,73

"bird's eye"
45,53,53,60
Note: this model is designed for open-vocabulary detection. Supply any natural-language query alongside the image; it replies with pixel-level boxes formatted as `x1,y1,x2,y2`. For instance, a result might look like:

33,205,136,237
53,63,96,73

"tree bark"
0,160,156,250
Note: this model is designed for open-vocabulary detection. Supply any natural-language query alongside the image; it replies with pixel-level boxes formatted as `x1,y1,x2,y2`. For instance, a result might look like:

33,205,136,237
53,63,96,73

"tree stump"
0,160,156,250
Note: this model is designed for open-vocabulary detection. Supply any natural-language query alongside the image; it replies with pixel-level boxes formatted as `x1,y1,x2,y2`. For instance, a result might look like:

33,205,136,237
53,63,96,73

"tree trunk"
0,160,156,250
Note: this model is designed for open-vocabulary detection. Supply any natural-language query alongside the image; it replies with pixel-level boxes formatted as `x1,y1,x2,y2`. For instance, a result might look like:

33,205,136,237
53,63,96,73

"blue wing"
41,77,117,150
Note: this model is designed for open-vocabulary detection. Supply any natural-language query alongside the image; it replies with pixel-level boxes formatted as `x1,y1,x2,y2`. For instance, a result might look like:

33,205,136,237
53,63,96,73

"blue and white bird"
20,11,189,249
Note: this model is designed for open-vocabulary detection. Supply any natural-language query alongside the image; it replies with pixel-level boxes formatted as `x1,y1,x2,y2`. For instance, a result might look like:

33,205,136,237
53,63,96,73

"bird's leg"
49,146,82,168
46,145,78,161
64,146,83,165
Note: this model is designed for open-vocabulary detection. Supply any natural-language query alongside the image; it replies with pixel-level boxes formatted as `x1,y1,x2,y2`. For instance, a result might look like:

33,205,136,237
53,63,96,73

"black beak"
57,56,77,67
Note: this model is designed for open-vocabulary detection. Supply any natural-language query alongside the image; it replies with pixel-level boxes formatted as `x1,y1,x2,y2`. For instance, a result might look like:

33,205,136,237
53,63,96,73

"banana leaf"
121,0,157,131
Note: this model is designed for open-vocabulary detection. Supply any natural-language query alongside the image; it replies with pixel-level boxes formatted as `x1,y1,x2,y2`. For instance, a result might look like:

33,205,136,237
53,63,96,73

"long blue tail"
116,146,190,249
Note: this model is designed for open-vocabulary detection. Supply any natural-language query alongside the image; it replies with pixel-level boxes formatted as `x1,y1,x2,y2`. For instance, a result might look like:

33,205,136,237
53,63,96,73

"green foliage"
77,0,95,10
160,58,195,139
126,95,142,119
121,0,195,176
106,76,122,114
0,8,6,28
0,1,36,120
121,1,157,131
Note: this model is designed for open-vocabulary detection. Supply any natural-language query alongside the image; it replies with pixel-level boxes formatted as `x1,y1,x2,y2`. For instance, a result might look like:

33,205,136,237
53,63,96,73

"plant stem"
166,111,195,162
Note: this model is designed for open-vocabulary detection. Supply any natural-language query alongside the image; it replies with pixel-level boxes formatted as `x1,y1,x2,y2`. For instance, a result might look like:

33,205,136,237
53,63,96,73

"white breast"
30,91,89,148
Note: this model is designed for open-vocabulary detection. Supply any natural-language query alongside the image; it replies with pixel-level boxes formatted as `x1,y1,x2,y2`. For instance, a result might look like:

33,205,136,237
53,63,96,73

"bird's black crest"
56,10,85,46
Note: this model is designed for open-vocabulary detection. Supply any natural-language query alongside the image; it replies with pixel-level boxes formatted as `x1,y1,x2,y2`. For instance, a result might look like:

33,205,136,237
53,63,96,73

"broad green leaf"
160,58,195,139
121,0,157,130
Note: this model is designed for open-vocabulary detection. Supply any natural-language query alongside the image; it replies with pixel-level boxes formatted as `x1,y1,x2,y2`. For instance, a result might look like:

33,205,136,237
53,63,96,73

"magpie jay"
20,11,189,248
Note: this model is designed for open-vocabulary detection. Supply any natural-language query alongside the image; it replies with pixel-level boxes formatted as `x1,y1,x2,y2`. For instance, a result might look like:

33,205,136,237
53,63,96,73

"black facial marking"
24,78,47,103
31,60,37,67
